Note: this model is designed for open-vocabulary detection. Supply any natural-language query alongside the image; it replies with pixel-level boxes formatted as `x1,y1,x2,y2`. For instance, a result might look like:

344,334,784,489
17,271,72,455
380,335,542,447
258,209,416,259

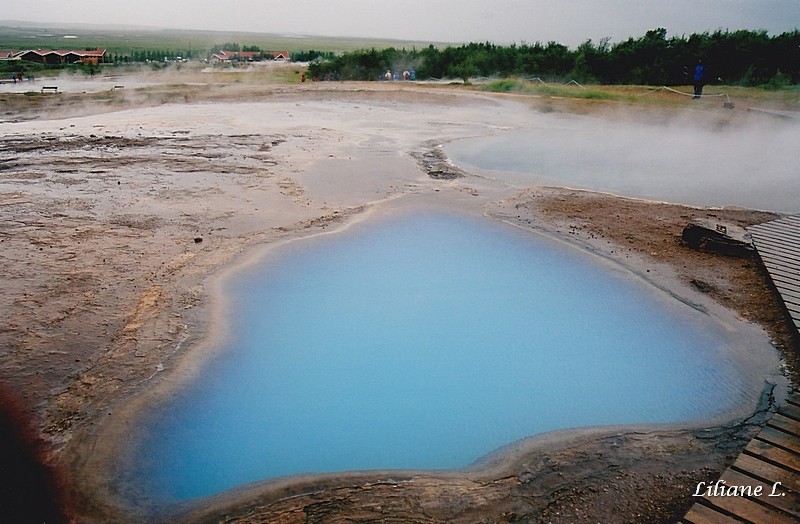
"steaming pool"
445,118,800,214
125,209,780,506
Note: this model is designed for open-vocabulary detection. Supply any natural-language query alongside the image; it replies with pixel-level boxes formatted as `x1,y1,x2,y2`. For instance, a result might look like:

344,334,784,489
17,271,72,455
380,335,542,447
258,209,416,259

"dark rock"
682,219,754,257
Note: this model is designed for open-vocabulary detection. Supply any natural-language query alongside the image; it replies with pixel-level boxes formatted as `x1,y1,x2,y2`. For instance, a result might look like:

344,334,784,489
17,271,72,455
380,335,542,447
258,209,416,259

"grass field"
479,77,800,111
0,22,445,57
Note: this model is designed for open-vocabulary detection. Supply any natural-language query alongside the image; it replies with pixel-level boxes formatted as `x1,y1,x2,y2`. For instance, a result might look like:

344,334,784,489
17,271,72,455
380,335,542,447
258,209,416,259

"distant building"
14,49,106,65
209,50,291,63
209,50,260,63
0,50,21,60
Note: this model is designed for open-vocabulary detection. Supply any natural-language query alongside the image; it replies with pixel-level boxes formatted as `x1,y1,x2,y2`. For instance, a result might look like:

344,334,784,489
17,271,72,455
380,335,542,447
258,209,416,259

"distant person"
693,60,706,99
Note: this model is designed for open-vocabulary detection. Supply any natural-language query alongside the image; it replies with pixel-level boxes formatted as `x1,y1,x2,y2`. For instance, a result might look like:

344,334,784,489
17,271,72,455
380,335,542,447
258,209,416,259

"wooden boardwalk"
681,394,800,523
681,216,800,522
748,215,800,334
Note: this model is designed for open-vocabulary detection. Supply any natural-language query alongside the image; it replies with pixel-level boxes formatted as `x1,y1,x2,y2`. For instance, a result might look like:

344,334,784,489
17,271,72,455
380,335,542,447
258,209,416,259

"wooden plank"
747,225,800,241
778,291,800,304
752,236,800,252
732,453,800,492
750,216,800,229
783,307,800,320
773,288,800,303
686,414,800,524
752,233,800,252
758,258,800,274
759,250,800,269
767,266,797,289
753,214,800,225
759,425,800,455
751,222,800,235
750,222,800,234
778,402,800,421
768,413,800,437
780,298,800,314
777,287,800,301
757,241,800,260
782,286,800,298
764,286,798,311
744,440,800,472
702,491,798,524
759,253,800,275
759,256,800,275
756,244,800,262
753,244,800,262
751,218,800,233
758,250,800,271
682,502,742,523
756,237,800,254
753,221,800,234
719,468,800,517
753,240,800,263
779,299,800,314
765,275,800,296
765,270,800,289
748,225,800,240
782,299,800,314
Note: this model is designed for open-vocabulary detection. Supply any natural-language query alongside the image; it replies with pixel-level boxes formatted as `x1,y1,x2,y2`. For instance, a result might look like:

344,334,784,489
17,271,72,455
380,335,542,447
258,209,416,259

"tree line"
110,49,197,63
307,28,800,86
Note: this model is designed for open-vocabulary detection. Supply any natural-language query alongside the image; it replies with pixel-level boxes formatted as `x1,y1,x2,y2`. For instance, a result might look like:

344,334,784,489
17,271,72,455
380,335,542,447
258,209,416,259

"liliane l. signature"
693,479,785,498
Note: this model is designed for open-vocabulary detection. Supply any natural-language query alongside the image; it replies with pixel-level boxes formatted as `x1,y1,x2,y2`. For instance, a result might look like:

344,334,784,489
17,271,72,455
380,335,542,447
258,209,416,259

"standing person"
693,59,706,99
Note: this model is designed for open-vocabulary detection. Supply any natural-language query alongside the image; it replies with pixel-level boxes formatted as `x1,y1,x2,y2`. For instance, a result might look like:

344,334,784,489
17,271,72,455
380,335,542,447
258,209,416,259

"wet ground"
0,74,797,522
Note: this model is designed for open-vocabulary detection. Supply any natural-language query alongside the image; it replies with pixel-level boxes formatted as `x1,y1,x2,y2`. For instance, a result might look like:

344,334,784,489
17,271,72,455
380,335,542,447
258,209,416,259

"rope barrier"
520,76,585,88
642,85,734,107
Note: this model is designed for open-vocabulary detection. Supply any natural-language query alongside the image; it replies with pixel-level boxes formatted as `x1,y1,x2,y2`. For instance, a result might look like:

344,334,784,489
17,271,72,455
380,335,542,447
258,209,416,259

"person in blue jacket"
693,59,706,99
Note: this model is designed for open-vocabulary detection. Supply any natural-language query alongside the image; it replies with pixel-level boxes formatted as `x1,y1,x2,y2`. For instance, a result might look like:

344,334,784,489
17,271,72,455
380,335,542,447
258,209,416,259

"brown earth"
0,76,797,523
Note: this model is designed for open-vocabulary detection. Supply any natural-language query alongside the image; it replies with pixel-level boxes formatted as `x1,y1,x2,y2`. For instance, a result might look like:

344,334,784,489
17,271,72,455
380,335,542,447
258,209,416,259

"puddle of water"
129,210,769,503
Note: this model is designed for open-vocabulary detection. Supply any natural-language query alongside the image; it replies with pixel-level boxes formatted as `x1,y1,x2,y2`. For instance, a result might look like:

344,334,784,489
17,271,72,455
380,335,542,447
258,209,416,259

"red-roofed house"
209,50,291,63
16,49,105,65
0,50,21,60
209,50,261,63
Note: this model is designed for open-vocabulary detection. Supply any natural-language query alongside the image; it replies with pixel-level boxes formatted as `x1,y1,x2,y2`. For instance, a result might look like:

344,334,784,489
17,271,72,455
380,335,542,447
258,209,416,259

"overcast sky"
3,0,798,47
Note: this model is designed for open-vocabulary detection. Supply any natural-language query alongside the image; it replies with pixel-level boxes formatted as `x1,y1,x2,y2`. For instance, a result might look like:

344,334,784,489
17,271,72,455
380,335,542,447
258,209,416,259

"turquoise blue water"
133,211,746,502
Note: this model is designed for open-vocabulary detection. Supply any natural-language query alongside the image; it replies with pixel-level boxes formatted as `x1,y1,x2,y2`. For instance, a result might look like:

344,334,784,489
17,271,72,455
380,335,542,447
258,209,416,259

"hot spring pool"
129,210,769,503
444,122,800,214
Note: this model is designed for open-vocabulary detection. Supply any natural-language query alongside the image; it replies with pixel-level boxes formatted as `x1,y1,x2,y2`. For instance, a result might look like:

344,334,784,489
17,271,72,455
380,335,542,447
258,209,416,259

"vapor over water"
447,110,800,213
